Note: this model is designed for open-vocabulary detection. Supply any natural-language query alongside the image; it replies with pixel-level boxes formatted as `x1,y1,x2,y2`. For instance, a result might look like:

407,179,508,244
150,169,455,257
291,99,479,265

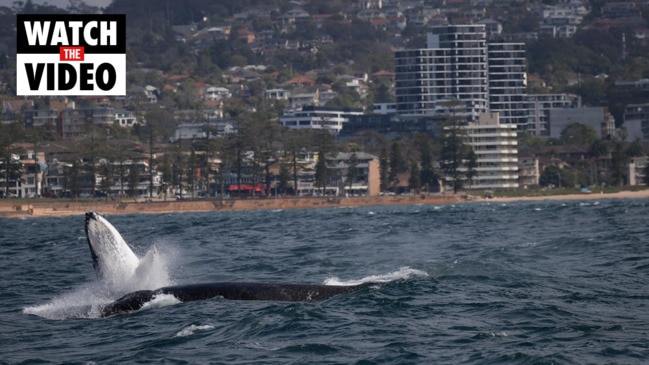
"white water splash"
22,284,110,319
174,324,215,338
324,266,428,286
141,293,182,311
23,245,176,320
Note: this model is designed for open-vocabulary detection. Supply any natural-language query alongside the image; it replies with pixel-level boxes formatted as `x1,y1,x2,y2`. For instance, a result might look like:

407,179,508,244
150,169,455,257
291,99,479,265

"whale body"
84,211,371,317
100,282,371,317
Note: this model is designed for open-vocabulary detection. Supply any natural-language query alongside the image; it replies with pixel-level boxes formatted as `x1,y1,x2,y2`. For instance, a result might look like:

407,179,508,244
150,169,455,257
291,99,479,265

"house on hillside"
204,86,232,101
114,109,139,127
264,88,290,101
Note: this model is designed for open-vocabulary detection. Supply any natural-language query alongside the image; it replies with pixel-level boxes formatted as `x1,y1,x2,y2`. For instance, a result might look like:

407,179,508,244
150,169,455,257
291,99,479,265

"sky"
0,0,113,9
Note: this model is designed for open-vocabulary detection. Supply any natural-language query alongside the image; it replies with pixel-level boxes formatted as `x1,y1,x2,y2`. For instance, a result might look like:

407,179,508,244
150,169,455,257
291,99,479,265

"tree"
160,152,172,199
0,152,22,197
389,141,406,192
589,139,608,159
98,159,114,200
416,134,437,193
439,100,470,193
369,78,393,104
379,147,389,192
278,163,291,195
540,165,575,188
560,123,599,146
214,135,236,200
284,128,312,196
187,148,197,198
314,149,328,195
408,161,421,193
465,149,478,189
0,123,25,197
127,161,140,198
346,152,359,193
172,142,186,198
626,139,645,158
610,141,628,186
440,126,469,193
141,109,177,142
63,160,82,199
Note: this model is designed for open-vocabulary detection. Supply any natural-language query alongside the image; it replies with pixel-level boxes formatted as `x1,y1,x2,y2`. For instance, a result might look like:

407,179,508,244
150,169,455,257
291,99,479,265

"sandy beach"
1,189,648,218
490,189,649,203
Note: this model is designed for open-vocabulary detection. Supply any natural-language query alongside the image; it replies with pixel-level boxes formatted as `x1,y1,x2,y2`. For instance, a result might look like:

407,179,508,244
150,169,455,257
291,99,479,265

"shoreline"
1,189,648,218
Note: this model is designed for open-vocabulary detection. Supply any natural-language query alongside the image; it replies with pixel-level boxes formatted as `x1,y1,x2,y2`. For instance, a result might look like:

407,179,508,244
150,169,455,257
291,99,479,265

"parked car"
42,192,59,198
60,191,74,198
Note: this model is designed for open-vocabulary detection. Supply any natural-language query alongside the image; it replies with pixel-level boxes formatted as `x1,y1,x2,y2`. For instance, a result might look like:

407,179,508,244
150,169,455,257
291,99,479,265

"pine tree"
408,161,421,193
315,149,328,195
347,152,359,193
379,147,389,193
128,161,140,198
389,141,406,192
439,100,470,193
417,134,436,193
465,149,478,189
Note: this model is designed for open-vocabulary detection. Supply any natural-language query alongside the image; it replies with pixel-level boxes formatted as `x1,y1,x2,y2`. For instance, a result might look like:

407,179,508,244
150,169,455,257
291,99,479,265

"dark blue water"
2,199,649,364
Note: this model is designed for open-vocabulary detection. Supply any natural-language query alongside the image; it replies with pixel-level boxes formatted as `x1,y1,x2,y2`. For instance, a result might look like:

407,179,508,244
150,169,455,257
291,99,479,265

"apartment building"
487,42,527,128
0,147,45,198
394,25,537,134
549,107,616,139
279,106,364,135
461,112,519,189
525,94,576,136
59,107,115,139
394,24,489,120
624,103,649,141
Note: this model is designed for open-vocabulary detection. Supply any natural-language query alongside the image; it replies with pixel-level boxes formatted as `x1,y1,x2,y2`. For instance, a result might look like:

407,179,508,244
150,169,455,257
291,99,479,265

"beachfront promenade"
0,194,460,218
2,190,648,218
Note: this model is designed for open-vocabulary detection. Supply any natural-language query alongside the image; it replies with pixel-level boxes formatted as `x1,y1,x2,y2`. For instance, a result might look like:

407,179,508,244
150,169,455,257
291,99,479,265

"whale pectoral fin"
137,245,157,270
133,245,171,289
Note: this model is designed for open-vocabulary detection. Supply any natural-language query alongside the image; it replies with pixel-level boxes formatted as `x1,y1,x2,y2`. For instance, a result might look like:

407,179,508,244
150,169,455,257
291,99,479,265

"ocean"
2,198,649,364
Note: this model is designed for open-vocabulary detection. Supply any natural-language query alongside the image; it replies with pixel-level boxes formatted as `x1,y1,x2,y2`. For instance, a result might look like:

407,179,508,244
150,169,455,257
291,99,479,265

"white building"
171,120,236,142
0,149,45,198
204,86,232,101
628,156,647,186
289,92,319,109
114,110,139,127
279,106,364,135
462,112,519,189
264,88,290,100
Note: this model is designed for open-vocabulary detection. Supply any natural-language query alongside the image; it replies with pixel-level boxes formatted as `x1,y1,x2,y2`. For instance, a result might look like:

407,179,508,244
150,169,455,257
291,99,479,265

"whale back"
101,282,372,317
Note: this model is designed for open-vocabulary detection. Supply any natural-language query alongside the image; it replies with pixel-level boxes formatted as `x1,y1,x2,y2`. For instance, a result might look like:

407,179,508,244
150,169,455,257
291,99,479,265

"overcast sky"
0,0,113,9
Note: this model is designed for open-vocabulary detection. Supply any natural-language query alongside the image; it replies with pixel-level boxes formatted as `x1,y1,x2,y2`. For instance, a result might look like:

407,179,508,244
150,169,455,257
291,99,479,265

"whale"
84,211,371,317
100,281,371,317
